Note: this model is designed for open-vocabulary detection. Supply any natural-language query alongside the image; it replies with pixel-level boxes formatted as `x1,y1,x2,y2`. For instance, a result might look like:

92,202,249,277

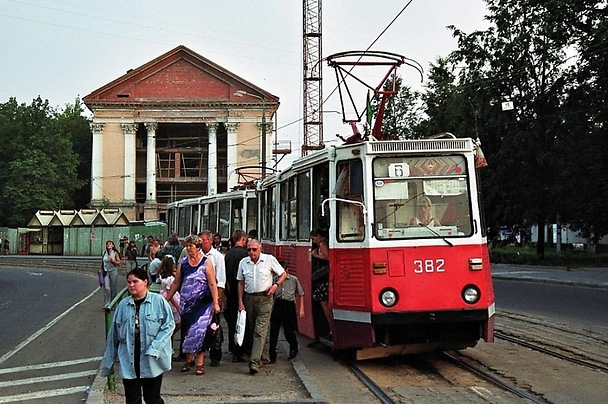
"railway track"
346,351,548,404
495,331,608,374
441,351,549,404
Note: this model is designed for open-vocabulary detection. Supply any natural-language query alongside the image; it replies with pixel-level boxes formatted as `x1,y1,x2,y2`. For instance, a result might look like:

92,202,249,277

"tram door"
310,163,330,339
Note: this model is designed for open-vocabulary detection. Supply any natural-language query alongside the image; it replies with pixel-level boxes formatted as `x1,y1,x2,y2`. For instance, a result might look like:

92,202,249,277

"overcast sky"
0,0,489,167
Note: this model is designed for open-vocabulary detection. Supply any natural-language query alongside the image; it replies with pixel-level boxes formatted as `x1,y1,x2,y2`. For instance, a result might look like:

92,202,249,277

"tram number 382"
413,259,445,273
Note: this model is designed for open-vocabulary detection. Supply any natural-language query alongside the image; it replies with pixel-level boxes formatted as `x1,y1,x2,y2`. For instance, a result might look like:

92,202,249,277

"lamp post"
234,90,267,178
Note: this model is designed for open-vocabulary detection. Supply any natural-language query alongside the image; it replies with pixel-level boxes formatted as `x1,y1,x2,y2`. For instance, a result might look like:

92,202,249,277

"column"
225,122,240,191
90,122,105,203
121,123,137,202
257,121,273,175
144,122,158,203
207,122,218,196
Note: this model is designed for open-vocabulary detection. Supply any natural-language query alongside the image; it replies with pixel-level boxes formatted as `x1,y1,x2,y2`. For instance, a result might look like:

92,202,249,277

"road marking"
0,370,97,388
0,386,88,403
0,356,102,375
0,288,99,365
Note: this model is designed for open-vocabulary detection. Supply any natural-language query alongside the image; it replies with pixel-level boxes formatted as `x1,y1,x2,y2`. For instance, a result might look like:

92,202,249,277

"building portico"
83,45,279,221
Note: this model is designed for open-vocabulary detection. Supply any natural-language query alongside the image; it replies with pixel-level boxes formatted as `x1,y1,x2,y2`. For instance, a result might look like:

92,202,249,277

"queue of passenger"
100,227,314,402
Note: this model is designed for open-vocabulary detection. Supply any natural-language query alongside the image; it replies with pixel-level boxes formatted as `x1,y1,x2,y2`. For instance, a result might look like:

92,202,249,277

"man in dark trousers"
224,229,249,362
237,239,287,375
268,260,305,363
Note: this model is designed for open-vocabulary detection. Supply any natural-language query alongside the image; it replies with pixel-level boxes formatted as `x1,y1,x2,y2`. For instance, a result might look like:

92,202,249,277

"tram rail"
495,331,608,373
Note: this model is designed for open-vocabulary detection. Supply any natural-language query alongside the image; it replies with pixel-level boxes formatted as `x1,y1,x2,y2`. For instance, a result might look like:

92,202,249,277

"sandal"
195,364,205,375
181,360,194,372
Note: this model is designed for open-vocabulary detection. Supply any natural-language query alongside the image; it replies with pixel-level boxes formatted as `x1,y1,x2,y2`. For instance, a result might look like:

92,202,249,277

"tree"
0,97,87,227
422,0,591,259
370,76,423,139
558,2,608,250
54,98,92,209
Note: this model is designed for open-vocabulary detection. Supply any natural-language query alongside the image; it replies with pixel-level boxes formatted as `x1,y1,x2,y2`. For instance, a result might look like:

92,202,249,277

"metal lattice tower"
302,0,324,156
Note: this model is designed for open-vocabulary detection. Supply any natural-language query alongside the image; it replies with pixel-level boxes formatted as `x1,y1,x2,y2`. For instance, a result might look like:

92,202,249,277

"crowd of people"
100,228,311,403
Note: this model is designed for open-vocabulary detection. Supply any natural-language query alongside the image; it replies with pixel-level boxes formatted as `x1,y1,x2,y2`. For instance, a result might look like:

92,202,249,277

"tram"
258,135,495,359
167,50,495,359
166,188,257,242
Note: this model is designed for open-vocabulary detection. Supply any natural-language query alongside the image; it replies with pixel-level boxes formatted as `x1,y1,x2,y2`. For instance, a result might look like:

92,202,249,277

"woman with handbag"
165,235,220,375
102,240,121,311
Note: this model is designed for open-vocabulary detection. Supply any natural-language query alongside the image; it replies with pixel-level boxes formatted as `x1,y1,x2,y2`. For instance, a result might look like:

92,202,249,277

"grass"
490,246,608,268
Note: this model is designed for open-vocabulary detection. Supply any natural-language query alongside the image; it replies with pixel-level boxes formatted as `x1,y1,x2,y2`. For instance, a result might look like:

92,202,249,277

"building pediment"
83,45,278,108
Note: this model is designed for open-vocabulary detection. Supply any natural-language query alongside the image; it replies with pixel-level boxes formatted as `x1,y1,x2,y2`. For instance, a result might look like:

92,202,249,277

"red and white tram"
258,135,495,359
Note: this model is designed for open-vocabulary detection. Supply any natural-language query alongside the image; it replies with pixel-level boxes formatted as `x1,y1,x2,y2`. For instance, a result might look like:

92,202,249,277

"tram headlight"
461,285,481,304
379,288,398,307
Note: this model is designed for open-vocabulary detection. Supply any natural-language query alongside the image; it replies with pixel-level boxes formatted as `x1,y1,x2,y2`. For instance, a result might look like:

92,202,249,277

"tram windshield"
372,155,473,240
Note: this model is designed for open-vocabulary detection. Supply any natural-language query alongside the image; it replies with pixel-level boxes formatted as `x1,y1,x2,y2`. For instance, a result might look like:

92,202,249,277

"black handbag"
204,314,224,351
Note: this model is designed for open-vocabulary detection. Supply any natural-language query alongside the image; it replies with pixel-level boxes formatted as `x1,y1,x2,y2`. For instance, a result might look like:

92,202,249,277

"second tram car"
166,188,257,242
257,135,495,359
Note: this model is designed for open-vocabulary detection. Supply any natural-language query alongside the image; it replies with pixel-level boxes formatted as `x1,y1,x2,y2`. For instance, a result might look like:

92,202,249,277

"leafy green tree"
0,97,86,227
423,0,590,258
558,3,608,249
370,76,423,139
54,98,92,209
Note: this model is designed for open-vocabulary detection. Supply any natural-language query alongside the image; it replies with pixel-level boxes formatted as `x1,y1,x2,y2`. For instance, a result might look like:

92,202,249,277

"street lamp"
234,90,267,178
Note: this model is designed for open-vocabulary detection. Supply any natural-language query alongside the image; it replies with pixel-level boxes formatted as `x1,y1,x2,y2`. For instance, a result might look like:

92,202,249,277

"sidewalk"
86,338,326,404
67,259,604,403
491,263,608,289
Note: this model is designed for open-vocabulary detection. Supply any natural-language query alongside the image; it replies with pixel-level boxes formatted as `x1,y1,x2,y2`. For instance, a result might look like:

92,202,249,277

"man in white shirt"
237,239,286,375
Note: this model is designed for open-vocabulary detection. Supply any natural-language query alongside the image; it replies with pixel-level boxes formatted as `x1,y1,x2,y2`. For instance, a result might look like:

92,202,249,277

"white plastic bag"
235,310,247,346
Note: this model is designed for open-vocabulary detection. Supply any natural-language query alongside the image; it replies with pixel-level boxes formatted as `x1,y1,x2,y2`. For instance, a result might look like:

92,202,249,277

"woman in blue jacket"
101,266,175,404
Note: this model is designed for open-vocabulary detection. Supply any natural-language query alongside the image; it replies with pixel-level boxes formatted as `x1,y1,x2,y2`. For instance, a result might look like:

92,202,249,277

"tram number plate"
413,259,445,273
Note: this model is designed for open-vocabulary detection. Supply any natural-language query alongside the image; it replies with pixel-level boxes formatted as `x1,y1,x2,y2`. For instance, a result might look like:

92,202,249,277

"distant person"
119,235,129,257
158,255,181,355
165,235,220,376
237,239,287,375
158,235,182,260
268,260,304,363
224,229,249,362
148,238,161,261
247,229,258,241
125,241,139,272
100,266,174,404
148,257,162,283
142,235,153,257
102,240,122,311
213,232,222,251
2,236,9,255
409,195,441,227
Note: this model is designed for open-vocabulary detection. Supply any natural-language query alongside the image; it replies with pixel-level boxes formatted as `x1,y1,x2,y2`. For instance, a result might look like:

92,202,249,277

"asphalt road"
494,278,608,333
0,267,108,404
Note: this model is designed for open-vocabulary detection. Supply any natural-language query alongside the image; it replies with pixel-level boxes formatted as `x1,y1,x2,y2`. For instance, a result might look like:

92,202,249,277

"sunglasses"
247,248,258,252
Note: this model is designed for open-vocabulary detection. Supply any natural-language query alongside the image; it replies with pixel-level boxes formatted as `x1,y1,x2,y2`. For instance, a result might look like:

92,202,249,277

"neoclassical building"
83,45,279,222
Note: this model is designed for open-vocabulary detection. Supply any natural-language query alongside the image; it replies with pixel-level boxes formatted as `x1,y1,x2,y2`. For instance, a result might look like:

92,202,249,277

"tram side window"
208,203,218,235
298,171,311,240
218,201,230,238
246,197,257,236
335,159,364,241
231,198,243,233
260,186,275,240
280,177,298,240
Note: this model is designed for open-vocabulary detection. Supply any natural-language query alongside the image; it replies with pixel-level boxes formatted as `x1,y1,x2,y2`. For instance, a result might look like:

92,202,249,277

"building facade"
83,45,279,222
